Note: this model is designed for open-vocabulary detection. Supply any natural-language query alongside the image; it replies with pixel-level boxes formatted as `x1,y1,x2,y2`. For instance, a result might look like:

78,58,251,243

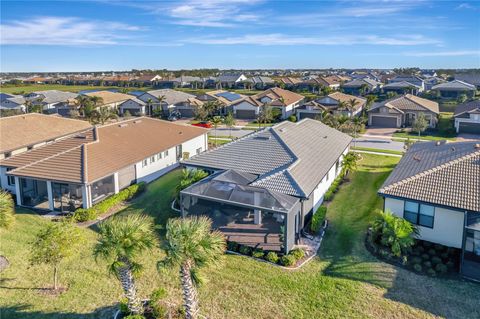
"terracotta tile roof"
4,118,207,183
370,94,439,114
84,91,132,105
0,113,92,154
327,92,366,110
380,141,480,212
249,87,304,107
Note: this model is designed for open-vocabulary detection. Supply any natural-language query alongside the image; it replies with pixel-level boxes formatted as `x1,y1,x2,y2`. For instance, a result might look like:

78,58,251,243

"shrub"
413,264,422,272
324,190,334,201
431,256,442,265
0,190,15,229
435,263,448,274
440,252,449,260
73,208,97,222
311,206,326,233
423,241,433,248
252,249,265,259
416,246,425,253
150,287,167,302
265,251,279,263
426,268,436,276
280,254,296,267
434,244,445,252
227,241,239,252
288,115,297,122
150,287,168,319
290,248,305,260
239,245,252,256
124,315,146,319
421,253,430,261
446,260,456,269
119,298,129,314
423,261,432,268
428,248,436,256
410,256,422,265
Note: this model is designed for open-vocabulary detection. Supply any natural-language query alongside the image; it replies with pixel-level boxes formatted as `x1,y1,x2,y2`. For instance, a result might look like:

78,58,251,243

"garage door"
371,116,398,128
178,108,195,118
459,122,480,134
298,112,320,120
118,165,136,190
235,109,256,119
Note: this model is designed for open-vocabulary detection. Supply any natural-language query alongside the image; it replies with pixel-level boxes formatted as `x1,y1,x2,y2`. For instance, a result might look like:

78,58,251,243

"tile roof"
3,118,207,183
185,119,352,197
454,100,480,117
84,91,132,105
455,73,480,86
382,81,421,89
370,94,439,114
323,92,367,110
0,113,92,154
432,80,476,91
142,89,196,105
342,78,382,88
379,141,480,212
29,90,78,104
237,88,304,108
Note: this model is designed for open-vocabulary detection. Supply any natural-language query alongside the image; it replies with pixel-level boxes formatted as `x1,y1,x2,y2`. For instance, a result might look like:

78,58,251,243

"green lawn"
0,84,149,95
1,156,479,318
392,112,456,141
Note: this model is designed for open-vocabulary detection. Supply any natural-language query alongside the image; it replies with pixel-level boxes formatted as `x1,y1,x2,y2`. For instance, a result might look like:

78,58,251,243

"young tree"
258,104,273,128
223,112,236,138
342,152,360,177
92,107,118,125
412,113,428,137
158,216,225,319
30,221,83,290
211,116,223,147
0,190,15,229
351,116,364,147
94,215,157,315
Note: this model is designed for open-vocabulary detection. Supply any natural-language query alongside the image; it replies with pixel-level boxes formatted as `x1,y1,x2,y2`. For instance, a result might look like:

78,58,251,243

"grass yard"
1,155,479,318
392,112,456,141
0,84,145,95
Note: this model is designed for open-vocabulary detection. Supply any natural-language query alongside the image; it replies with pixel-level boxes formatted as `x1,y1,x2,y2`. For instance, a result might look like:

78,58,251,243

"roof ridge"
381,149,480,192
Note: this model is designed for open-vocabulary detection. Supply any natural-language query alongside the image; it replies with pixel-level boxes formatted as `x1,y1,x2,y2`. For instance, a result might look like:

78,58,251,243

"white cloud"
182,33,441,46
0,16,141,45
403,50,480,57
455,3,477,10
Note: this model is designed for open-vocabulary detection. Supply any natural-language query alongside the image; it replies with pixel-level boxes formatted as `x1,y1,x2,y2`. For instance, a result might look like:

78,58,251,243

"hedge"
310,206,327,233
73,182,146,222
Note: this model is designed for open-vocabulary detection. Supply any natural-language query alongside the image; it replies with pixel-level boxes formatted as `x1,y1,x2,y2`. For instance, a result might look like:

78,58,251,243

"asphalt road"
353,137,405,152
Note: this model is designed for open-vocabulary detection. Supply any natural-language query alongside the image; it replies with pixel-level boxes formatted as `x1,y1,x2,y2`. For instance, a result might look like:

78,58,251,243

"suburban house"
431,80,477,99
196,90,245,115
250,76,275,89
378,141,480,281
296,92,366,120
276,77,302,89
454,100,480,134
342,78,382,95
84,91,132,109
455,73,480,89
25,90,78,113
118,97,148,116
307,75,342,91
181,119,352,253
382,81,423,95
216,73,248,89
230,87,304,119
0,117,208,212
367,94,439,128
136,89,203,117
424,76,446,91
0,113,92,161
133,74,162,86
0,94,26,112
389,75,425,92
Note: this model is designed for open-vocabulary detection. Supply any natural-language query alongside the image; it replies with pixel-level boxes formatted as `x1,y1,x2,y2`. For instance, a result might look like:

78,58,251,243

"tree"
346,98,360,116
371,210,418,257
211,116,223,147
342,152,360,177
94,215,157,315
30,221,83,290
351,116,364,146
25,98,43,113
92,107,118,125
412,113,428,137
158,216,225,319
193,104,208,121
223,112,236,138
75,95,96,119
0,190,15,229
457,93,468,104
176,169,208,201
258,103,273,128
203,100,223,118
146,98,154,116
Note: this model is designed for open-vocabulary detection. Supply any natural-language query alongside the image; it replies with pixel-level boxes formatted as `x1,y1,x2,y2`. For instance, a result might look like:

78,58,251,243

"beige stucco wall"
384,197,464,248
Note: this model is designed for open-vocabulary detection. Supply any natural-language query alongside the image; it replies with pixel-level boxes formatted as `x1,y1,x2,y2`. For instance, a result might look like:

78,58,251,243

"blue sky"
1,0,479,71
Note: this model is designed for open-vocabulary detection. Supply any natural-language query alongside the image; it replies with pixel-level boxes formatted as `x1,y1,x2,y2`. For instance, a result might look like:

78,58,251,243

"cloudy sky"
1,0,479,71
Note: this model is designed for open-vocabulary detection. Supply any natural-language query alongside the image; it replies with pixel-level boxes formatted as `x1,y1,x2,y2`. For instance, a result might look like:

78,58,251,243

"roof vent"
435,141,441,146
179,131,183,135
133,120,142,124
254,135,271,140
323,135,328,139
75,134,87,139
413,155,421,161
451,146,456,152
475,143,480,149
119,123,128,128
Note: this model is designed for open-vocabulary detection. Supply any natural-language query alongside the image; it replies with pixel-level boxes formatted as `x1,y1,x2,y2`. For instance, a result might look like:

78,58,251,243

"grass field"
1,155,479,319
0,84,145,95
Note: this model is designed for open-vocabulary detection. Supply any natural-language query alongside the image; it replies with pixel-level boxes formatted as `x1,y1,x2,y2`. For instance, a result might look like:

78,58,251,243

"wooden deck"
187,201,283,252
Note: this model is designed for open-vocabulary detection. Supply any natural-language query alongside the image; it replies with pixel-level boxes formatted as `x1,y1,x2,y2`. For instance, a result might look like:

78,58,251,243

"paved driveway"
353,137,405,152
365,127,397,137
456,133,480,141
209,127,252,138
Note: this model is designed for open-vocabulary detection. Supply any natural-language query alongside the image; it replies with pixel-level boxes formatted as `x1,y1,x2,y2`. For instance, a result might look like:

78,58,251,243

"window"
157,152,162,160
4,152,11,158
164,150,169,157
325,172,329,182
6,168,15,186
150,156,155,164
196,147,202,155
142,159,148,167
403,201,435,228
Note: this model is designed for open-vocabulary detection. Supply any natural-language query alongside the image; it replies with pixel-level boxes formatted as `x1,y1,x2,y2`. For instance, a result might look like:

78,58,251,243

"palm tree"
341,152,360,177
158,216,225,319
211,116,223,147
94,215,157,315
92,107,118,125
351,116,363,147
347,98,360,116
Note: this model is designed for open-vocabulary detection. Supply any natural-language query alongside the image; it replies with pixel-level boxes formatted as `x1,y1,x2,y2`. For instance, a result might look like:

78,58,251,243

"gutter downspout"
460,210,468,276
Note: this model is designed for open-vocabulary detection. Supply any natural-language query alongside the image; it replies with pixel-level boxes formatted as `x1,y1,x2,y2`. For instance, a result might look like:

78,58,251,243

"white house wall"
0,166,16,193
384,197,464,248
233,101,259,115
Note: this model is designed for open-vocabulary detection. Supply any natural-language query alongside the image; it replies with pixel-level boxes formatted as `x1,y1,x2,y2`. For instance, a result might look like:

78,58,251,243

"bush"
421,253,430,261
423,241,433,248
410,256,422,265
265,251,279,263
413,264,422,272
288,115,297,122
416,246,425,253
239,245,252,256
428,248,436,256
72,208,97,222
440,252,449,260
446,260,456,269
311,206,326,233
124,315,146,319
227,241,239,252
324,190,334,202
150,287,168,319
435,263,448,274
423,261,432,268
119,298,129,314
426,268,436,276
280,254,297,267
434,244,445,252
431,256,442,265
252,249,264,259
290,248,305,260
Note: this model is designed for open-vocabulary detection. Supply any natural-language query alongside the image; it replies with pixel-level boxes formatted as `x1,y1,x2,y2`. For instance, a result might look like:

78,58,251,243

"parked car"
168,110,182,121
192,121,213,128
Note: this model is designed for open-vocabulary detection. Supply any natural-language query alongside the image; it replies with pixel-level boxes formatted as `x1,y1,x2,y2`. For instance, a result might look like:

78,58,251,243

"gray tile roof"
379,141,480,212
455,73,480,86
454,100,480,116
383,81,421,89
29,90,78,104
185,119,352,198
369,94,439,114
432,80,476,91
342,78,381,88
142,89,196,105
217,74,244,82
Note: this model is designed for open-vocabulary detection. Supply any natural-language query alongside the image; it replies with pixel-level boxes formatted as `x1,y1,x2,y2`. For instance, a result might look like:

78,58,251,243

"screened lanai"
180,170,301,253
